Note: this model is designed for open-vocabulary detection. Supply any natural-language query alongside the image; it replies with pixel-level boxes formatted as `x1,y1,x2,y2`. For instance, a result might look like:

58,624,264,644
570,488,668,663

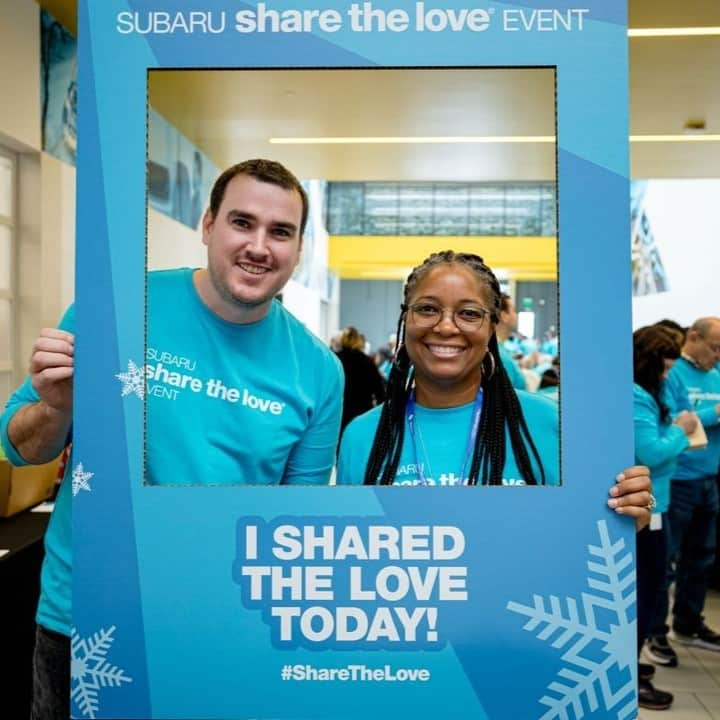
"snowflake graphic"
71,626,132,719
72,462,94,497
116,359,145,399
507,520,636,720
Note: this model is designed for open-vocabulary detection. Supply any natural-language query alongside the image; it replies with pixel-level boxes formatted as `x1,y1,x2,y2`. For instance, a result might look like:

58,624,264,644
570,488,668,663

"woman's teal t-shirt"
337,390,559,486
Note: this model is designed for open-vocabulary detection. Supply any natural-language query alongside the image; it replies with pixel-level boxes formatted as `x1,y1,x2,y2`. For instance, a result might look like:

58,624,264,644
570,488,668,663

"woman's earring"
483,351,496,380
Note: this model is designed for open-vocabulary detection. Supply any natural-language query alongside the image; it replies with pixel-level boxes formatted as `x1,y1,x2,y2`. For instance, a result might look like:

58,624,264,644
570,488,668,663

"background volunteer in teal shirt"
632,326,696,709
337,250,652,522
496,293,527,390
649,317,720,661
0,159,343,719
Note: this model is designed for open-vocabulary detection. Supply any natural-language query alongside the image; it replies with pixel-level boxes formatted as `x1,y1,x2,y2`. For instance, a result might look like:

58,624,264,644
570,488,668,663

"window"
0,147,16,407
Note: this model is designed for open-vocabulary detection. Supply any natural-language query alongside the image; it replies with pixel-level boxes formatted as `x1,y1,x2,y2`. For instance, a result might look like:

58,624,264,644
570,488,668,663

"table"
0,506,51,717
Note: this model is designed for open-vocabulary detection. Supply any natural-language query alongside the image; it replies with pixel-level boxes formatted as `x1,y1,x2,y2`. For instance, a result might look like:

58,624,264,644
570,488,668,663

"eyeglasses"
407,303,491,331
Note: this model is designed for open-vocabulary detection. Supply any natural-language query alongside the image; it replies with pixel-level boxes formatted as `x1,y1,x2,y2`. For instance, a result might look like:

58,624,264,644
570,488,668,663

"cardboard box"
0,457,60,517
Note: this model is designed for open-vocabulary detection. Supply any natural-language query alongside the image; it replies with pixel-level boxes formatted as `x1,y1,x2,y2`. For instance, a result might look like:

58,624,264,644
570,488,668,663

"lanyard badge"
405,386,483,486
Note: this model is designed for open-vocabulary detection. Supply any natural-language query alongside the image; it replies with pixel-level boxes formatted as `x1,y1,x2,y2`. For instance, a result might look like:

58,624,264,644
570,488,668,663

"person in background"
541,326,559,358
335,326,386,434
538,367,559,401
496,293,527,390
633,325,698,710
655,319,691,414
646,317,720,667
373,345,393,382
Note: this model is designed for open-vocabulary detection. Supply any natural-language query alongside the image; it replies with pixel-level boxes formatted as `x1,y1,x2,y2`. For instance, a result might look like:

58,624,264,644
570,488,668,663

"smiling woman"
337,250,559,487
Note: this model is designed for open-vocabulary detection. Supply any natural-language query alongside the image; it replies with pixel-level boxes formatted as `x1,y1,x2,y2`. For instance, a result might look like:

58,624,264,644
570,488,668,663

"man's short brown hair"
208,159,309,238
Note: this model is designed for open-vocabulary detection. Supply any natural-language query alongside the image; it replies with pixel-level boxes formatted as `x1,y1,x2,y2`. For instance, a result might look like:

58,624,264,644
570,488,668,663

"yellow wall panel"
329,236,557,281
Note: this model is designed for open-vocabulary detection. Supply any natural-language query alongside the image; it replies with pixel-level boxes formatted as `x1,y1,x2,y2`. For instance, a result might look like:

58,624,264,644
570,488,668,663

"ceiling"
39,0,720,180
149,67,557,182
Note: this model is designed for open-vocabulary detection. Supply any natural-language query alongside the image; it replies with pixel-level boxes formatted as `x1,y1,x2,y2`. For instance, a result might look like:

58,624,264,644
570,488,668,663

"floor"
640,590,720,718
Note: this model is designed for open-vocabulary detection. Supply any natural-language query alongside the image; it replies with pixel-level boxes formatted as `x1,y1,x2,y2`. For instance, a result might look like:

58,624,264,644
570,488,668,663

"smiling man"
0,159,343,718
144,159,344,484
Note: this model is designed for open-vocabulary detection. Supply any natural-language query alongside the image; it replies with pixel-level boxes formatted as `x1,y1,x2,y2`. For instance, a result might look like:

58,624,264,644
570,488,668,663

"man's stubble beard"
208,261,274,311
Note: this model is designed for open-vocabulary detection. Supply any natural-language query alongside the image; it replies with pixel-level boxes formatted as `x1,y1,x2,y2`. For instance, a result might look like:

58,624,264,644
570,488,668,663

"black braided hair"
363,250,546,486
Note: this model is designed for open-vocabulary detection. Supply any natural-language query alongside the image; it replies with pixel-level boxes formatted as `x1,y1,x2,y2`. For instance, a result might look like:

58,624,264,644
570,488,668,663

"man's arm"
2,327,74,465
283,353,344,484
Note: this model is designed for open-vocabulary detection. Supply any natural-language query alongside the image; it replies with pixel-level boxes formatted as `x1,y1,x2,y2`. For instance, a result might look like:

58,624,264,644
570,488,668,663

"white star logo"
72,462,94,497
115,360,145,399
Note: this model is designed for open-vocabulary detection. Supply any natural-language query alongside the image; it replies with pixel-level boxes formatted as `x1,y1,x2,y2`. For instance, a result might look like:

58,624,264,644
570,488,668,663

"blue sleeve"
0,376,40,466
633,392,689,466
0,305,75,466
697,404,720,428
283,352,344,485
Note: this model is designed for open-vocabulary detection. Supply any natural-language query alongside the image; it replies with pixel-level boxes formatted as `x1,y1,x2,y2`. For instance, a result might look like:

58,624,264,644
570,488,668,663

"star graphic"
115,360,145,399
72,462,94,496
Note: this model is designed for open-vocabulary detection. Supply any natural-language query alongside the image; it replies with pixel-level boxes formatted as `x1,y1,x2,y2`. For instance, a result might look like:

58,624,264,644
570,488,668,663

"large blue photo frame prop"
74,1,633,718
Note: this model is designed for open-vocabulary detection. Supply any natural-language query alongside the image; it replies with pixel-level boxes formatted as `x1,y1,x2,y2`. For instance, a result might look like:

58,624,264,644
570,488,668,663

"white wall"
0,0,40,152
14,154,76,383
40,153,75,317
16,153,41,384
632,180,720,328
146,206,205,270
3,4,77,387
282,279,322,338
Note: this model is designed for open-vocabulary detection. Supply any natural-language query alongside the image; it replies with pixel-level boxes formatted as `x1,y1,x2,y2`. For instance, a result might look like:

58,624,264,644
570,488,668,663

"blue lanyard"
405,386,484,486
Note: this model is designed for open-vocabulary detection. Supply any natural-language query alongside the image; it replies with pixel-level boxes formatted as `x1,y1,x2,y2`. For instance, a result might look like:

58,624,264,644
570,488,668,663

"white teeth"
237,263,268,275
428,345,463,356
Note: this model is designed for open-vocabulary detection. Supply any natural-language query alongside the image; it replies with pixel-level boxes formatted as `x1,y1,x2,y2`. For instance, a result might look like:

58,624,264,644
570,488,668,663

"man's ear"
201,209,214,246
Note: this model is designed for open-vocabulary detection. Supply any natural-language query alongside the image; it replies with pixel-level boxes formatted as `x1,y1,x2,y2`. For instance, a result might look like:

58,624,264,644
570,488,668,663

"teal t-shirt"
499,342,527,391
664,370,692,414
0,305,75,636
0,270,343,635
669,358,720,480
337,390,559,486
146,269,343,485
632,383,688,513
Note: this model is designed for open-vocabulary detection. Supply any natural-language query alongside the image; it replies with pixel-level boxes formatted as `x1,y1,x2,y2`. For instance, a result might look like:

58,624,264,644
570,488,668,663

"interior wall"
146,206,205,271
40,153,75,321
16,154,41,386
632,180,720,328
5,2,77,388
282,280,322,338
0,0,40,152
340,279,403,352
514,281,559,340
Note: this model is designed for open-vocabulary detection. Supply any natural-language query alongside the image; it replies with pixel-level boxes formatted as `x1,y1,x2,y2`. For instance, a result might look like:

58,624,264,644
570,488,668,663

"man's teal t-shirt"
0,269,343,635
669,358,720,480
0,305,75,636
146,269,343,485
337,390,559,486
